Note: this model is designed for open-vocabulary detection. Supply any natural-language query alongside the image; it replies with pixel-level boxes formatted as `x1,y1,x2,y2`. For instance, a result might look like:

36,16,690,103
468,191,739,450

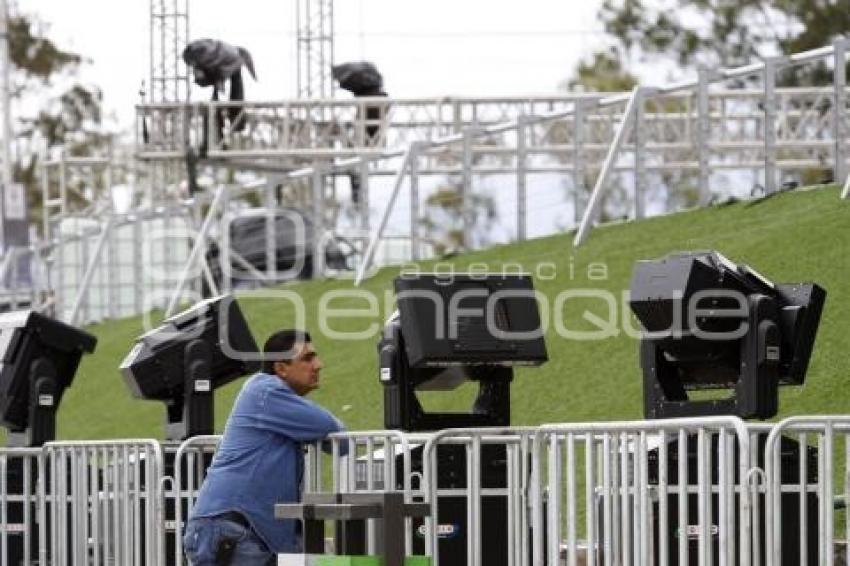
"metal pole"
409,143,420,261
59,152,67,214
573,98,590,224
461,128,474,250
264,182,277,283
574,87,644,247
311,164,325,279
697,67,712,205
165,185,226,317
41,160,50,239
359,158,370,232
516,115,527,241
834,38,847,186
355,147,415,286
764,58,778,195
634,89,646,219
68,221,112,325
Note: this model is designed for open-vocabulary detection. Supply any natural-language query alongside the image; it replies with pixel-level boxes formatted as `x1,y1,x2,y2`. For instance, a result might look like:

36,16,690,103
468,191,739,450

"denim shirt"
190,372,345,553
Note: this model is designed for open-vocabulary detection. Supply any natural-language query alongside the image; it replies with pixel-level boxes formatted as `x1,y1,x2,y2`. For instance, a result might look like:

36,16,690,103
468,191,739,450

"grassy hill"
19,185,850,441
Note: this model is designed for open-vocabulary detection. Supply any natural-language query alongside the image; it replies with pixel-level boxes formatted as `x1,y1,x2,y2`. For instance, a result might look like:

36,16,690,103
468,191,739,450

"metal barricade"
421,427,537,566
170,431,423,560
0,447,42,566
764,416,850,566
531,417,753,566
305,430,425,556
42,440,165,566
170,435,221,566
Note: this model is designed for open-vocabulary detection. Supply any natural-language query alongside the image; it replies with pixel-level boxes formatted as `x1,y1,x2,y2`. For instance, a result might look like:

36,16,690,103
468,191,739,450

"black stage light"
629,251,826,420
394,273,548,369
380,273,547,431
0,311,97,447
120,295,259,440
378,273,548,566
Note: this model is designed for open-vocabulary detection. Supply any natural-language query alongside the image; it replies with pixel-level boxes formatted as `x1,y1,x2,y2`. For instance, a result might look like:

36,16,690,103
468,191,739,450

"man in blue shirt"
183,329,345,565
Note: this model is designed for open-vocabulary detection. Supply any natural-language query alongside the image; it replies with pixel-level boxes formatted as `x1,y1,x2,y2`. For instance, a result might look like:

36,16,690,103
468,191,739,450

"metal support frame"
296,0,334,99
166,185,227,317
149,0,190,104
312,165,326,279
841,172,850,199
68,220,112,325
634,89,646,220
35,38,845,323
358,158,371,232
764,58,779,195
264,183,277,283
409,143,420,261
834,38,847,186
573,98,590,223
696,67,712,205
461,128,475,251
574,87,644,247
516,115,527,241
355,147,417,285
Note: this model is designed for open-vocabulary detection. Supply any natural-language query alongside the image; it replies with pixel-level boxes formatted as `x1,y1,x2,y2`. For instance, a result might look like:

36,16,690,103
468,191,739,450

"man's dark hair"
262,329,312,374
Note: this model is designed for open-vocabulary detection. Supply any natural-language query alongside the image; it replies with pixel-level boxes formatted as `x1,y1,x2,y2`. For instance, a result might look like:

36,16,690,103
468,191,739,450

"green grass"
12,185,850,441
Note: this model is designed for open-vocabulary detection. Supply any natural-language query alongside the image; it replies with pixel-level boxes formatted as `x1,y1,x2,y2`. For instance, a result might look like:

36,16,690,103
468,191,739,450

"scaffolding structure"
9,0,850,325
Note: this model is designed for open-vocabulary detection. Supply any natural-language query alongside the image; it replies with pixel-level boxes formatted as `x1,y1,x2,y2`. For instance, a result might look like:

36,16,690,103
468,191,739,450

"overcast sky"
22,0,606,127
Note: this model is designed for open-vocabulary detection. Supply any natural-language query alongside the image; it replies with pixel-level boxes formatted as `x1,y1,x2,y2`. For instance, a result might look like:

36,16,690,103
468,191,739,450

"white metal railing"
41,439,165,566
6,416,850,564
763,416,850,566
421,427,537,566
531,418,753,566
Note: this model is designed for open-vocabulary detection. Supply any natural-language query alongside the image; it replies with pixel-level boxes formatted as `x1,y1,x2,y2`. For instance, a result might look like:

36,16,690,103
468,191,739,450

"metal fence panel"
764,416,850,566
531,418,752,566
0,447,42,566
42,440,165,566
419,427,537,566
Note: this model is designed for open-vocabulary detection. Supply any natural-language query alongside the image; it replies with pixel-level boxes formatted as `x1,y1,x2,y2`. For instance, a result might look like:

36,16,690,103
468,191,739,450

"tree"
564,48,638,93
7,12,108,227
546,49,640,224
419,182,496,256
597,0,850,84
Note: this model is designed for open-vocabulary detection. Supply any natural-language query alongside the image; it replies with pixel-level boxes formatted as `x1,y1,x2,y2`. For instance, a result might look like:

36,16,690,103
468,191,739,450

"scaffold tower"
296,0,334,99
148,0,190,207
149,0,190,104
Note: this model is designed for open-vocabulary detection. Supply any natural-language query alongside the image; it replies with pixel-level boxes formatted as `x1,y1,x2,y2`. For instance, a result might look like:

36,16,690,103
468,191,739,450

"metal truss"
135,86,850,179
149,0,190,104
296,0,334,99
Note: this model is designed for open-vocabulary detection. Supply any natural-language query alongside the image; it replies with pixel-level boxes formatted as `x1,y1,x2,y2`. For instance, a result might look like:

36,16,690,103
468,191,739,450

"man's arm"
254,386,345,442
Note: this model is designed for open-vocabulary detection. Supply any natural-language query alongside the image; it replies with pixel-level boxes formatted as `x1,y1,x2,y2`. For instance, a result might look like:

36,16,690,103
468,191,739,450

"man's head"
262,329,323,396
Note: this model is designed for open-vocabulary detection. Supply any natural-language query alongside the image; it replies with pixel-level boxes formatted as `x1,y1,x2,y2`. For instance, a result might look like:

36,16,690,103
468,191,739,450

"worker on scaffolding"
333,61,388,205
183,38,257,156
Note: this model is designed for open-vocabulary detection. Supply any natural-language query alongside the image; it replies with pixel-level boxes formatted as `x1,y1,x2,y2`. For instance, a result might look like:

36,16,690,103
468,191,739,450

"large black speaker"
645,433,818,565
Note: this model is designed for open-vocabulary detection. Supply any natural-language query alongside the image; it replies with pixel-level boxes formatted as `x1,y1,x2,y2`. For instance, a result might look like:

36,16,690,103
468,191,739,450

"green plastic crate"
315,557,381,566
312,557,431,566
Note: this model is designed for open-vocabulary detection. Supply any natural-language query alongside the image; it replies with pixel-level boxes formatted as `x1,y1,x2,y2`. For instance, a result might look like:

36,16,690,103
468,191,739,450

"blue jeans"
183,514,276,565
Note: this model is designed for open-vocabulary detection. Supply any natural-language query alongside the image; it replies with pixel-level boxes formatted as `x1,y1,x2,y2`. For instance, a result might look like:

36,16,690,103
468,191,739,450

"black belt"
220,511,251,528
